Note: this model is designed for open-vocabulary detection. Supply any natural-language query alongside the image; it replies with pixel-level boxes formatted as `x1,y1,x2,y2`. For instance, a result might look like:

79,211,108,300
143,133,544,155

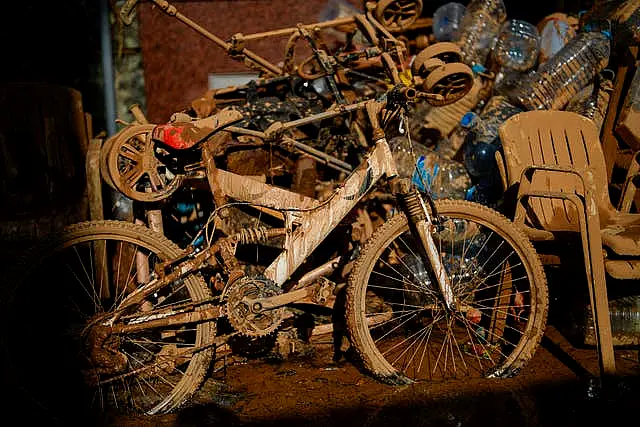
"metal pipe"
100,0,117,136
284,138,353,173
241,16,356,41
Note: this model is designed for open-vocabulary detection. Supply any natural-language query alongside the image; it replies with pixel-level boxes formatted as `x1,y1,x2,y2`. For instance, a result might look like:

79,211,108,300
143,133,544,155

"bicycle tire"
1,220,216,419
346,199,548,384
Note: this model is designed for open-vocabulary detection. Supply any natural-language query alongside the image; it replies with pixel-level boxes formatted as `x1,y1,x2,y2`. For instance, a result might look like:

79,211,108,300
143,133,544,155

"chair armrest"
518,164,588,198
520,164,587,181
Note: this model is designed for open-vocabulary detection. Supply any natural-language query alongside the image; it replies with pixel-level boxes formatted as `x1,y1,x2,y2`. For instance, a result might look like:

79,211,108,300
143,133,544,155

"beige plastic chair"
497,110,640,379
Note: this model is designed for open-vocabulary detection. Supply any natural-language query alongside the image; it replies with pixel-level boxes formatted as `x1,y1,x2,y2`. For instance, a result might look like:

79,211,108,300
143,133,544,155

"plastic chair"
496,110,640,379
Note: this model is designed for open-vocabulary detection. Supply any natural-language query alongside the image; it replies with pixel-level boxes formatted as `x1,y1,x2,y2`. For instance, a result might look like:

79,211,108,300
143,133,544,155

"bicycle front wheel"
346,199,548,384
1,221,216,419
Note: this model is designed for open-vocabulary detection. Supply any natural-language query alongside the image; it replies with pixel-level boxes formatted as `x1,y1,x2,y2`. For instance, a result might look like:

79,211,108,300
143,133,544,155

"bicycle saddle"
152,108,244,150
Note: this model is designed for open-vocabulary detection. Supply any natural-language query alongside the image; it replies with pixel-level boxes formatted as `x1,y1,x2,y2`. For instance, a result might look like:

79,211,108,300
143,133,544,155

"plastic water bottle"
433,2,466,42
537,13,577,64
411,155,472,200
456,0,507,67
388,135,431,179
505,30,611,111
565,74,613,132
388,136,471,200
610,296,640,338
494,69,531,97
460,97,522,205
493,19,540,72
481,94,526,124
582,295,640,346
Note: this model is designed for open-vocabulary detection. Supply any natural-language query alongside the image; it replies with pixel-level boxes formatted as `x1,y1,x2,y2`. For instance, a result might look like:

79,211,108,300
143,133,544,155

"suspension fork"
392,178,457,310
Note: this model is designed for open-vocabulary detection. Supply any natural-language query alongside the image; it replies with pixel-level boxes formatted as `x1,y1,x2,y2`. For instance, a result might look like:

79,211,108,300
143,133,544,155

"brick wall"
138,1,575,123
139,0,363,122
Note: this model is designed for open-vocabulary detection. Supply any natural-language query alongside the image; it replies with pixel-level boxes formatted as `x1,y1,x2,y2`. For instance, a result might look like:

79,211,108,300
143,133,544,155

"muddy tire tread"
345,199,548,384
1,220,215,415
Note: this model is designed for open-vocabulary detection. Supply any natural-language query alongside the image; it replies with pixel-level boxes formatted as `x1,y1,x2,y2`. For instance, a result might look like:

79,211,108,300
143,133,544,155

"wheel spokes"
364,214,536,380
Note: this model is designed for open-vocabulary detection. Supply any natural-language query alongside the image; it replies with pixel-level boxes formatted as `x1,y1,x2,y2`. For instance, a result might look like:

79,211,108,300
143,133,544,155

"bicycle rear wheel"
346,199,548,384
1,220,216,420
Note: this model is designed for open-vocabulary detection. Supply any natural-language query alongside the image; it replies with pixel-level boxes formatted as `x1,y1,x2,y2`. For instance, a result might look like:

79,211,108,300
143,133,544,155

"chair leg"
575,195,616,378
512,189,616,378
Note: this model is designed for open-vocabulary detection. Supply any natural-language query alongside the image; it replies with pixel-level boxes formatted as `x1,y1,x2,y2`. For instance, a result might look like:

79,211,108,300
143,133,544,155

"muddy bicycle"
1,85,548,419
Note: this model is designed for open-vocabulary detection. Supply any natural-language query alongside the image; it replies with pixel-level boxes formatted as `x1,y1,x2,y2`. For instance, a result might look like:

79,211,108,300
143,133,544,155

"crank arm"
255,280,335,311
307,310,394,338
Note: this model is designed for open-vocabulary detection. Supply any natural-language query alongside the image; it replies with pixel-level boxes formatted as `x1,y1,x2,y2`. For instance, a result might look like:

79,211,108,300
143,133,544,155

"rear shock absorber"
234,227,287,245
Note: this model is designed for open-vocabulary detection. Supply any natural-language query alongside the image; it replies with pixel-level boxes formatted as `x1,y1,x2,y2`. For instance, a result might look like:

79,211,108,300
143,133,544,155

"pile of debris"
407,0,640,208
107,0,640,247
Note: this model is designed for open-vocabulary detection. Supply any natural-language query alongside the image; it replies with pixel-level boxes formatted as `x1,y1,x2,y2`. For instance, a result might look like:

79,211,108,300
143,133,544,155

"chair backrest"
498,110,615,232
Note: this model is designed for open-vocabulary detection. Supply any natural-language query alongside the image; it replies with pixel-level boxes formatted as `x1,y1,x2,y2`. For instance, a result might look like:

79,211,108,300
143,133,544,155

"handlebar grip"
415,91,445,103
120,0,140,26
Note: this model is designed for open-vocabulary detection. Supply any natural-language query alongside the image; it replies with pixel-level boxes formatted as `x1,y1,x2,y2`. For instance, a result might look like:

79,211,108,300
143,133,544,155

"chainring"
224,276,285,338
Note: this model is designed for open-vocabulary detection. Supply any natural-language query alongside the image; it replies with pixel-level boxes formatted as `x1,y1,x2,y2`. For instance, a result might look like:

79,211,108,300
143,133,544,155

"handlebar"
120,0,140,26
385,85,443,109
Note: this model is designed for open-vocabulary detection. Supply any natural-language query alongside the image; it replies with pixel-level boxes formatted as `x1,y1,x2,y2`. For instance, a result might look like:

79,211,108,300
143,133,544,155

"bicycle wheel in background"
0,220,216,421
346,199,548,384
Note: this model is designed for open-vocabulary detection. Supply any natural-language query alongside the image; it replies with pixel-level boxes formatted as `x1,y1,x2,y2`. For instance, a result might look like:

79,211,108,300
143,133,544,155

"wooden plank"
602,46,638,180
615,51,640,150
86,138,105,221
86,137,108,298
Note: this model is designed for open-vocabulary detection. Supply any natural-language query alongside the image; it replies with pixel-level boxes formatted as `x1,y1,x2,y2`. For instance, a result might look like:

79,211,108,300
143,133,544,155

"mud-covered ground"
2,245,639,427
85,326,638,427
3,312,640,427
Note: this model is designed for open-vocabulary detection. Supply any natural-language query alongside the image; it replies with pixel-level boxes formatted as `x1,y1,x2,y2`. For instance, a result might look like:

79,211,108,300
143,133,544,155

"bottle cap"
472,64,487,75
460,112,477,129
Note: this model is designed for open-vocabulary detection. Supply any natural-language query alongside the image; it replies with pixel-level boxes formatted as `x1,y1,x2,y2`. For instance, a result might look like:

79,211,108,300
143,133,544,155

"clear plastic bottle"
412,155,472,200
583,295,640,346
388,135,432,179
388,136,471,200
611,299,640,336
433,2,466,42
493,19,540,72
537,13,576,64
610,296,640,338
460,97,522,205
456,0,507,67
565,75,613,132
493,69,531,97
505,30,611,111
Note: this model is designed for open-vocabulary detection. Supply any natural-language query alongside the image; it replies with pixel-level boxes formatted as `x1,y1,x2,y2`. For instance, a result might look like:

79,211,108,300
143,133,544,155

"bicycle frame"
208,125,397,286
109,97,455,332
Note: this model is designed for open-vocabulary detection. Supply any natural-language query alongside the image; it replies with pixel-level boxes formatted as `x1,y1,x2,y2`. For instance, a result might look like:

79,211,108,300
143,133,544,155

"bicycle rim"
1,221,216,419
346,199,548,383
